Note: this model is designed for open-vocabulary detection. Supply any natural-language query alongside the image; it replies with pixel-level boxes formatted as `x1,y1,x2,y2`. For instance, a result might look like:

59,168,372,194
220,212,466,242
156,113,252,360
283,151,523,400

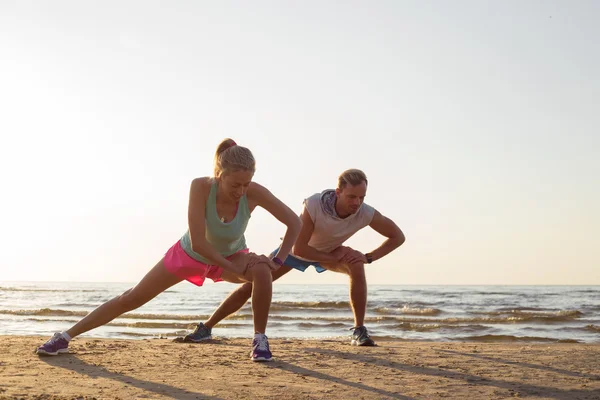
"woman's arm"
247,183,302,263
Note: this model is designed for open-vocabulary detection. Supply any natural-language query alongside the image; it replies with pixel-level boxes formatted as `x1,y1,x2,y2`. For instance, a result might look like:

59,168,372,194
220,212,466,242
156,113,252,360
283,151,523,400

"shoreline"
1,335,599,399
5,332,597,344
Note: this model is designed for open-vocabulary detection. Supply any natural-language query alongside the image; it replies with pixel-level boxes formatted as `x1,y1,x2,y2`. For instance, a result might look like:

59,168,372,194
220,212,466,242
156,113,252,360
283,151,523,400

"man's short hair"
338,169,368,189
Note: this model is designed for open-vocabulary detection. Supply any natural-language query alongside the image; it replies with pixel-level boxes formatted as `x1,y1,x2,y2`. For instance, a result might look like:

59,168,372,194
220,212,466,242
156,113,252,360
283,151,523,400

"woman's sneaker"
36,333,70,356
184,322,212,342
250,333,273,362
351,326,376,346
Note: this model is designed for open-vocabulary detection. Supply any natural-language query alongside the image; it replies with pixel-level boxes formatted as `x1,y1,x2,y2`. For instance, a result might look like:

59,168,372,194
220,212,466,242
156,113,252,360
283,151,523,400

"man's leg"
204,283,252,329
320,262,367,327
348,263,367,328
320,261,374,346
206,266,292,327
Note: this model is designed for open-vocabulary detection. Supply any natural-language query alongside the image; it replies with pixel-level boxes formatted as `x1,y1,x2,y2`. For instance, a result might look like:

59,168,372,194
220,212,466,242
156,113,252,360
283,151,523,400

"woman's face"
219,169,253,202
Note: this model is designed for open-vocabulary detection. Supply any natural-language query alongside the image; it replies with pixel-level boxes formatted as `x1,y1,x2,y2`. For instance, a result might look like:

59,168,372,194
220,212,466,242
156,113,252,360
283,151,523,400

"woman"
36,138,302,362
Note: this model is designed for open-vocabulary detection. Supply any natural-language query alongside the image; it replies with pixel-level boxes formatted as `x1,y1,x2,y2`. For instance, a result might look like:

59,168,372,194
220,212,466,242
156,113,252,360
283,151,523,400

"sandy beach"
0,336,598,399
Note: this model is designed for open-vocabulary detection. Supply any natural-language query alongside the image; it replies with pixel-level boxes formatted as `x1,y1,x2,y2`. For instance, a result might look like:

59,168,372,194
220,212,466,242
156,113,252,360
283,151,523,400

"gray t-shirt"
292,190,375,261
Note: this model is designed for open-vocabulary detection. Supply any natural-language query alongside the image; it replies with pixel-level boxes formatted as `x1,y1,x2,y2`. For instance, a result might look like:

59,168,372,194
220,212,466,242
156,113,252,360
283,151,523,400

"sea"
1,282,599,343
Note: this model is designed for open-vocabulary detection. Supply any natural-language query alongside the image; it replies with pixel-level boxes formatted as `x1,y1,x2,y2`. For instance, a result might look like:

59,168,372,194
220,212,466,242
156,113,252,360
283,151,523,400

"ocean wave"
367,313,582,324
470,292,512,296
492,307,556,312
107,321,197,329
585,324,600,332
297,322,348,329
367,335,408,341
0,308,90,317
391,322,442,332
552,325,600,334
265,313,583,324
401,306,442,315
374,306,441,316
439,291,512,296
269,301,350,311
439,294,460,298
378,322,490,333
470,309,582,321
25,317,81,323
0,308,209,321
0,286,99,293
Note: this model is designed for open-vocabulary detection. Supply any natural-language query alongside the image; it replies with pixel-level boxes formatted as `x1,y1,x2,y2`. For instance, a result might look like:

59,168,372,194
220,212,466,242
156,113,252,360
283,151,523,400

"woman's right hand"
228,253,279,276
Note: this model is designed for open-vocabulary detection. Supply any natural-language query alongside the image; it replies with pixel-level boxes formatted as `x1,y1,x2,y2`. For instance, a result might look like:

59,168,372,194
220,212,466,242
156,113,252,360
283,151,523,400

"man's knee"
347,262,365,277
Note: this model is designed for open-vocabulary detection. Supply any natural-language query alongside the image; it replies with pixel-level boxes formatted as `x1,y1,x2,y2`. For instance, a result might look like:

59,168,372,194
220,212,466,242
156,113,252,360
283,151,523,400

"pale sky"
1,1,598,285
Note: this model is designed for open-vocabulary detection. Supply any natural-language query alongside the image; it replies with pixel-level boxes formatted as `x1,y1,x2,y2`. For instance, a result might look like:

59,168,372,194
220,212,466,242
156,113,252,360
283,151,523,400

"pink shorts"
163,241,249,287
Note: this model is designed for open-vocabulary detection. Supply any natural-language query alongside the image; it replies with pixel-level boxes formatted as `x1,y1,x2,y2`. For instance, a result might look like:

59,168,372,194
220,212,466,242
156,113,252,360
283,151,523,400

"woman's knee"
248,263,273,283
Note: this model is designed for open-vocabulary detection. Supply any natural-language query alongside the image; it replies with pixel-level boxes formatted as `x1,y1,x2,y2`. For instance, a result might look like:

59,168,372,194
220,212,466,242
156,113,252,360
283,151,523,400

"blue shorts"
271,248,327,273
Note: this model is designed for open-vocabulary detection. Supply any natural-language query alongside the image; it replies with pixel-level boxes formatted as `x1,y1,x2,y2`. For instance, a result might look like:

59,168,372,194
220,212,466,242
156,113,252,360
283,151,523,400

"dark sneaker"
36,333,69,356
250,334,273,362
351,326,376,346
184,322,212,342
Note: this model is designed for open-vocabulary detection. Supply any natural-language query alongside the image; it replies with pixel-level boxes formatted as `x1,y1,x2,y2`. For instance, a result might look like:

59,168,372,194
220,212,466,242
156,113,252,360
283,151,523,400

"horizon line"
1,280,599,287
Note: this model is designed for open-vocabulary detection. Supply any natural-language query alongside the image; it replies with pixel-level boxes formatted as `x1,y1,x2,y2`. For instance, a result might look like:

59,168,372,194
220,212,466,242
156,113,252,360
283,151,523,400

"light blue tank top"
180,181,251,264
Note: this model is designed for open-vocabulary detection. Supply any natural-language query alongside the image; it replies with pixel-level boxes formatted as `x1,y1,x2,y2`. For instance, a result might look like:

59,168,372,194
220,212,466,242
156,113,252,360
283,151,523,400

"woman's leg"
66,259,182,338
198,254,277,361
220,258,275,361
220,261,273,334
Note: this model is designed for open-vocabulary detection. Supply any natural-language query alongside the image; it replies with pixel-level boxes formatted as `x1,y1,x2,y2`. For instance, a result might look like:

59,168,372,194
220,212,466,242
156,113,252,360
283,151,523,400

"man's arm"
292,207,343,264
365,210,405,262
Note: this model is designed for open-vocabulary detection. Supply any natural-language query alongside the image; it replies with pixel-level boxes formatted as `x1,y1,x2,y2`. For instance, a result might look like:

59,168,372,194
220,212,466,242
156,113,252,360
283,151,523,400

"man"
186,169,405,346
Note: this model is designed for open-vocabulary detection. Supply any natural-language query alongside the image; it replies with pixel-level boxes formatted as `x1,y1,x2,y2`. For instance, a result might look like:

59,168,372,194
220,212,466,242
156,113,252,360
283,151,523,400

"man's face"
335,181,367,216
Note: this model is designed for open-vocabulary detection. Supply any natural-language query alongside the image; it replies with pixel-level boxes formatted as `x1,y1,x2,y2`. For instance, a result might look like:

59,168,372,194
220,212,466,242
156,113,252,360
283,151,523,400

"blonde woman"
36,138,301,362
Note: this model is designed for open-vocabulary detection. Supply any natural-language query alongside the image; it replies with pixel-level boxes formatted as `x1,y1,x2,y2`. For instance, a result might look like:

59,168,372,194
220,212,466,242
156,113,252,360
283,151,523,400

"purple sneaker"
250,334,272,362
36,333,69,356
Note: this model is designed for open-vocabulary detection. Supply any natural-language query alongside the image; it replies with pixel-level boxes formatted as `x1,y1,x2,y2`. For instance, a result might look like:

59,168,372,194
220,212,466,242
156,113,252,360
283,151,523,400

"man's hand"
340,248,367,265
331,246,367,265
331,246,352,261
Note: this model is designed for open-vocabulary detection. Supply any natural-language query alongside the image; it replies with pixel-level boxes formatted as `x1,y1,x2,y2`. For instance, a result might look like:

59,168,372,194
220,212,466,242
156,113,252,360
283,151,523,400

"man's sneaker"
36,333,69,356
184,322,212,342
250,333,273,362
351,326,376,346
